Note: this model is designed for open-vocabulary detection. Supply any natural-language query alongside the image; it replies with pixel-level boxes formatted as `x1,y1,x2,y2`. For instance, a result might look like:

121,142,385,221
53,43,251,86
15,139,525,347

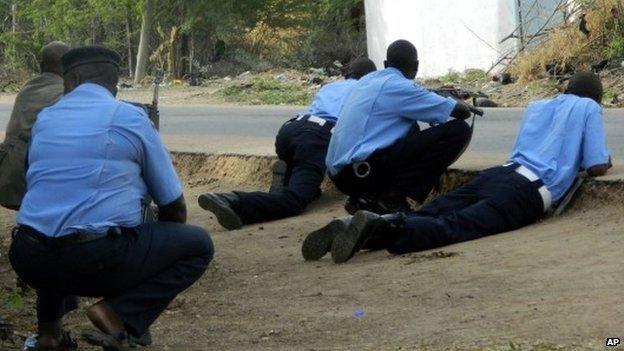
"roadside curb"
171,151,623,211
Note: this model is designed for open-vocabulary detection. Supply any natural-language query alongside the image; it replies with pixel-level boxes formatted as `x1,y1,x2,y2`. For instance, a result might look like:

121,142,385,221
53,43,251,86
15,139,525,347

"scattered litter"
403,251,459,265
353,308,365,320
22,334,36,350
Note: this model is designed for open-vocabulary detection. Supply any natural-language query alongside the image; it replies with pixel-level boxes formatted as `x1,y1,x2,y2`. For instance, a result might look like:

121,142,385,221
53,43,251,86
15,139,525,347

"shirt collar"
72,83,115,99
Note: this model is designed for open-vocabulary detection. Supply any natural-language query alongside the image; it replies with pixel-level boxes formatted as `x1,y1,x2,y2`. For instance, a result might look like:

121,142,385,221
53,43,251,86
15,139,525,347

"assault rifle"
124,71,163,130
432,85,485,117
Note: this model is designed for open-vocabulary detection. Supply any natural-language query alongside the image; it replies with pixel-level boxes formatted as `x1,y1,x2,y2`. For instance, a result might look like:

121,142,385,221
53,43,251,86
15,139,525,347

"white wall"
365,0,518,78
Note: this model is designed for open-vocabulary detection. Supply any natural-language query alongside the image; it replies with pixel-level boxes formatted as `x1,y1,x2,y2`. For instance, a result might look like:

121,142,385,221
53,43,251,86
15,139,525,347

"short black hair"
386,40,418,70
345,57,377,79
565,71,603,103
66,63,119,90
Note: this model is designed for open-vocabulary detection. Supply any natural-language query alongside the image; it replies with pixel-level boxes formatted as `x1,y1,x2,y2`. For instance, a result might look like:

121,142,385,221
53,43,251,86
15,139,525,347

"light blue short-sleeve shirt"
325,68,457,175
306,79,358,121
18,83,183,237
509,94,610,202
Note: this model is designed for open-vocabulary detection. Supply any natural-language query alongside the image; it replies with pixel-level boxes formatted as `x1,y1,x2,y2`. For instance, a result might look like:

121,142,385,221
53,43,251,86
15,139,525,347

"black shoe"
331,210,387,263
344,195,406,215
198,192,243,230
129,329,152,347
302,217,351,261
269,160,287,193
81,330,130,351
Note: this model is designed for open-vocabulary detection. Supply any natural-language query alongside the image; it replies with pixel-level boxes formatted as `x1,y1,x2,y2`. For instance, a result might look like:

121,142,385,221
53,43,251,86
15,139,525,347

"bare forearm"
158,195,187,223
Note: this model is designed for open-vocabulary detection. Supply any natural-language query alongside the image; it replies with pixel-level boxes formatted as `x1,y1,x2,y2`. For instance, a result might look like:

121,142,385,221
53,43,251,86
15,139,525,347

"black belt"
13,225,121,247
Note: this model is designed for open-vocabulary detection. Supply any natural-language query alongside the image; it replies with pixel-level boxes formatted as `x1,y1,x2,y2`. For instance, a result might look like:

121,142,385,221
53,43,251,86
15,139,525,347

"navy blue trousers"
387,165,546,254
235,117,333,224
9,222,214,337
331,119,472,203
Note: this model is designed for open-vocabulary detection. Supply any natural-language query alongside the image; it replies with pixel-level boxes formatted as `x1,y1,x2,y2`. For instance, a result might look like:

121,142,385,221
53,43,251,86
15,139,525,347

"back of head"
565,71,603,104
345,58,377,79
40,41,71,76
385,39,419,79
62,46,121,95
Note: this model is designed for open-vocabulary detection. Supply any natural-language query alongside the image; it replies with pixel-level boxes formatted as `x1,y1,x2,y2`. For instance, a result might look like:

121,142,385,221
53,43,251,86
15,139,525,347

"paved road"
1,104,623,163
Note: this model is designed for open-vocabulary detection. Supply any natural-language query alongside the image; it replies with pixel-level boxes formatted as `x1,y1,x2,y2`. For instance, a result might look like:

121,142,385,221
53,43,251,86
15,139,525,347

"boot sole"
198,194,243,230
81,329,129,351
331,211,380,264
302,219,347,261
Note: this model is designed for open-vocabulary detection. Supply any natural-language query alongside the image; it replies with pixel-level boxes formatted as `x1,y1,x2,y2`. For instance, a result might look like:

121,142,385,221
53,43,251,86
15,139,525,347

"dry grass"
513,0,620,81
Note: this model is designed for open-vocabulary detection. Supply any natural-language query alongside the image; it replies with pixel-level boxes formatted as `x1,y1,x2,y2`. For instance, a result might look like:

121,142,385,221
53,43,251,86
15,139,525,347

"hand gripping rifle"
149,71,163,130
431,85,485,165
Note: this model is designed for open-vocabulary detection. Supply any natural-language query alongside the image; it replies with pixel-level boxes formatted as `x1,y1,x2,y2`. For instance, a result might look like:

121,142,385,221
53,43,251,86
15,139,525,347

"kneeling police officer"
9,46,214,351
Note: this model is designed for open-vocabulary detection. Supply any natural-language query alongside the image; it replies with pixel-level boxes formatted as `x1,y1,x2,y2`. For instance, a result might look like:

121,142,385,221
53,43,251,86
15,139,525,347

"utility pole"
516,0,525,51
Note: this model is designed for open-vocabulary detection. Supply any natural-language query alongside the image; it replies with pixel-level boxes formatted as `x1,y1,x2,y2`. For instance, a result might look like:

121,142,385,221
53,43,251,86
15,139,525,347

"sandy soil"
1,155,623,351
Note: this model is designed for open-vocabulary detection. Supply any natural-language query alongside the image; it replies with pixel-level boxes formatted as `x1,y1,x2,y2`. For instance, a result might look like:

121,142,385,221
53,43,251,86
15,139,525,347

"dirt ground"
1,155,623,351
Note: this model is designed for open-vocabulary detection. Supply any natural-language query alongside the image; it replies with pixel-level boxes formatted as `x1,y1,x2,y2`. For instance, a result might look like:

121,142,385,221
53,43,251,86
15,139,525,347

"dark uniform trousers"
235,116,334,224
9,222,214,337
386,165,546,254
331,119,472,204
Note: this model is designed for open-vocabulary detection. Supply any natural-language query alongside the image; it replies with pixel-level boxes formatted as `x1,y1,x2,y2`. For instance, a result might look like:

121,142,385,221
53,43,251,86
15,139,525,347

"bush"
605,36,624,61
221,76,314,105
439,69,489,85
512,0,621,81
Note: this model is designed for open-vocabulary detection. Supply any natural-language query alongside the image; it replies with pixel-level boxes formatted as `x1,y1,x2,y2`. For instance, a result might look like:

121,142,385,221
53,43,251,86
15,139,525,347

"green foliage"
0,0,140,70
440,69,489,85
299,0,366,67
221,76,313,105
440,70,462,84
605,36,624,61
0,287,24,311
0,0,366,77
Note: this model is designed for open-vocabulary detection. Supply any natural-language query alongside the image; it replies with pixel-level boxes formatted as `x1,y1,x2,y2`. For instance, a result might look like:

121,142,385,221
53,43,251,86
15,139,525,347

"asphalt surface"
1,104,623,163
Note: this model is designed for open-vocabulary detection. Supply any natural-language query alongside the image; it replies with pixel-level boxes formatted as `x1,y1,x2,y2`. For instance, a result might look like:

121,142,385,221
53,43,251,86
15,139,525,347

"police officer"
325,40,473,215
310,71,611,263
197,58,377,230
0,41,70,210
9,46,214,351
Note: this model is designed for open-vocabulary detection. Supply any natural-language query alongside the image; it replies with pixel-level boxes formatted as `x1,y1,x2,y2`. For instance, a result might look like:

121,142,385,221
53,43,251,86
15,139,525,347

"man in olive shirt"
0,41,70,210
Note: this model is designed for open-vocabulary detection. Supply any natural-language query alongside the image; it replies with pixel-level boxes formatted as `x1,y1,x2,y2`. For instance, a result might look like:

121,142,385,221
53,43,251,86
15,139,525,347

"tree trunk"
11,3,17,34
126,9,134,78
188,32,194,75
134,0,154,85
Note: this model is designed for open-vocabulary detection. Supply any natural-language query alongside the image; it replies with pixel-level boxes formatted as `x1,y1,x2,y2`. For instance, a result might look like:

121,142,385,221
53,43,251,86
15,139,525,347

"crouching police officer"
197,58,377,230
9,46,214,351
325,40,473,216
307,71,611,263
